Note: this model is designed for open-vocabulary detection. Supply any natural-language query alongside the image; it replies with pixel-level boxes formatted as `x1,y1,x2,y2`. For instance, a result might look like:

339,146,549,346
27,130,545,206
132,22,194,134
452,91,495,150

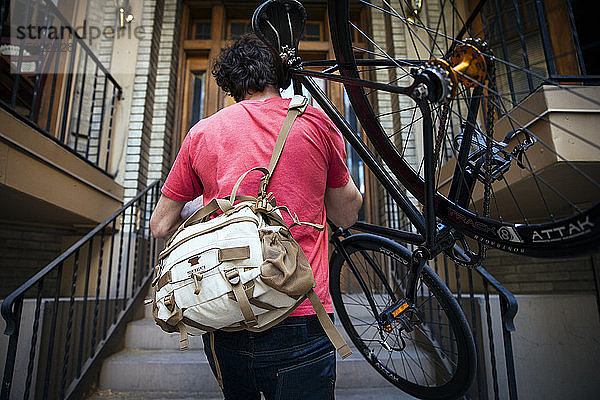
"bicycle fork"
329,227,425,351
378,247,428,336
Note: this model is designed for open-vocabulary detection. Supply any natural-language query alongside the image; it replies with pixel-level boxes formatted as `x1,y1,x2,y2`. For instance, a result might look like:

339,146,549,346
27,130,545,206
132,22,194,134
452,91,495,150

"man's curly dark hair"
212,33,282,102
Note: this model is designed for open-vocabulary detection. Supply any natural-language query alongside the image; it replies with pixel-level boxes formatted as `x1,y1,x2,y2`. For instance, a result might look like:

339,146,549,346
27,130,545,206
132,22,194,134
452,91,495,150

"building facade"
0,1,598,399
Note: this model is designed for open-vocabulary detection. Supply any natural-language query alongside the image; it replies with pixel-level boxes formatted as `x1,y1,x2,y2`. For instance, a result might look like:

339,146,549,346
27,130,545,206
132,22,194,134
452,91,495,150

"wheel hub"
420,38,491,102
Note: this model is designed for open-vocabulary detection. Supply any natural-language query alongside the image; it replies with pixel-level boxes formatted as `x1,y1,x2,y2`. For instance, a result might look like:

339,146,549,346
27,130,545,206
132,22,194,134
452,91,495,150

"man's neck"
243,86,281,102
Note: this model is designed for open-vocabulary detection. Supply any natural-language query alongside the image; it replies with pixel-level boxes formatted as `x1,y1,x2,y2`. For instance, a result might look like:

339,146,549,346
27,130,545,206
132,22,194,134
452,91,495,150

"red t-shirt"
162,96,349,316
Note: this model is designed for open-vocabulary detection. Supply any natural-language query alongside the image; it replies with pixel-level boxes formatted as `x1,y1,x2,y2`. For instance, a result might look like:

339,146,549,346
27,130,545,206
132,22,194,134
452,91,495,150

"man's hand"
150,195,186,238
325,177,363,228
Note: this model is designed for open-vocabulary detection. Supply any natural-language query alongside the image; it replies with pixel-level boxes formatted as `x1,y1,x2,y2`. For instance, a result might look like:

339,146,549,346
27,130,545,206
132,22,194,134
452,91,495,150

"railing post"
1,295,23,400
563,0,586,75
534,0,557,76
500,293,519,400
477,265,519,400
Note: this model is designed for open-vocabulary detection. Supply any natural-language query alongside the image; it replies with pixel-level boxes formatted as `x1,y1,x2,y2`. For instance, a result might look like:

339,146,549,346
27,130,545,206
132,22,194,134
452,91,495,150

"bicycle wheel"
327,0,600,257
330,234,476,400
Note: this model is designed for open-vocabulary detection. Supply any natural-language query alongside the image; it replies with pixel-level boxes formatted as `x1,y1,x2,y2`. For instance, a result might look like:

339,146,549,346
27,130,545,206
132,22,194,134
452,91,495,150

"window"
228,21,252,39
303,22,323,41
189,20,211,40
188,71,206,130
484,0,548,103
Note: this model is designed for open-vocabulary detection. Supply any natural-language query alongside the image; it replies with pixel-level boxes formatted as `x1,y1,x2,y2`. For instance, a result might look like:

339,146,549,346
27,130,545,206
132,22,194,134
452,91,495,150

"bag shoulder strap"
307,289,352,359
258,95,309,197
268,94,309,174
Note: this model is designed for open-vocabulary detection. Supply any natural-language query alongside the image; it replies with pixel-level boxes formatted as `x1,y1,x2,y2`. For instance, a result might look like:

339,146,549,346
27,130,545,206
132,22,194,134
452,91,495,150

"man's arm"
325,177,363,228
150,194,186,238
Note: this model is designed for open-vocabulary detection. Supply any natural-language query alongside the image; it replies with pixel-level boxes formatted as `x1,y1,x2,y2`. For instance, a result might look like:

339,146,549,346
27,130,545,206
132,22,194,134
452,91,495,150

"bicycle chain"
455,57,497,268
442,52,497,269
433,103,450,171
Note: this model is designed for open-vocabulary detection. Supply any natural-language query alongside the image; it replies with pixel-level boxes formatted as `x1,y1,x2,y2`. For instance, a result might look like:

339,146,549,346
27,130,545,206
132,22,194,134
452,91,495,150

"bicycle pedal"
379,299,410,331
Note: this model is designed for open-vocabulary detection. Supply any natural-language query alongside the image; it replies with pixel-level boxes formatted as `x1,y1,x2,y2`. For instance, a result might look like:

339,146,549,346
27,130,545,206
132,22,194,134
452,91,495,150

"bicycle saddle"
252,0,306,70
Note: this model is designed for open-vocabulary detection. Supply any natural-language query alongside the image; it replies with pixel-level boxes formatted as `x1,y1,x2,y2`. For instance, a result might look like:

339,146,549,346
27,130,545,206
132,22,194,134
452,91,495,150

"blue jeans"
202,315,336,400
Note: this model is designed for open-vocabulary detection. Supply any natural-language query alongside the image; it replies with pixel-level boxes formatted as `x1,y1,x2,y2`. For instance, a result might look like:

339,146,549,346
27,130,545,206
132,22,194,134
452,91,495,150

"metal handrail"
1,181,160,400
475,266,518,332
1,183,156,333
1,0,123,174
40,0,122,96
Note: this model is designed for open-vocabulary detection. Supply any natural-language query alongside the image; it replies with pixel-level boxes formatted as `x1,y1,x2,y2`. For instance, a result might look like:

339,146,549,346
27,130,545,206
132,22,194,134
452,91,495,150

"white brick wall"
116,0,180,201
123,0,163,201
368,0,421,228
147,0,180,186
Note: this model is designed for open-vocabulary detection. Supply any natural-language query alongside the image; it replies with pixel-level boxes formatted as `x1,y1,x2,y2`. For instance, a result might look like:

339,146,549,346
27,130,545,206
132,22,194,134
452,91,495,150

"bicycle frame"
294,73,430,238
292,69,456,305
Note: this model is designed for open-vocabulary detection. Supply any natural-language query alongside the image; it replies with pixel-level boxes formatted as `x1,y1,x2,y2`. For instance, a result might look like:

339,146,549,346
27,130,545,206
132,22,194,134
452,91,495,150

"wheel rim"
328,0,600,256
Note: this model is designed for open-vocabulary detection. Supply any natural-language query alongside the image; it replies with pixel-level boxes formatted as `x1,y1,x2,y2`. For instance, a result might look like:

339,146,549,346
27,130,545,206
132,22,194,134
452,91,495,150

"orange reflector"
392,302,409,318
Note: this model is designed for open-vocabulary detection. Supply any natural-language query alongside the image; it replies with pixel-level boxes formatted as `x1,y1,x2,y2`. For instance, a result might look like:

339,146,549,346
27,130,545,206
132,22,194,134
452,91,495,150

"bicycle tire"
330,234,476,400
327,0,600,258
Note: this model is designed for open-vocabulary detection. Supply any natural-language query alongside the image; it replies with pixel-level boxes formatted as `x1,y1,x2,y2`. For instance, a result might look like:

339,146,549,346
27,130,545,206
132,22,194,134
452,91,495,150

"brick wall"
482,249,597,294
123,0,181,198
435,248,598,295
124,0,164,201
148,0,182,186
368,0,421,228
0,224,79,298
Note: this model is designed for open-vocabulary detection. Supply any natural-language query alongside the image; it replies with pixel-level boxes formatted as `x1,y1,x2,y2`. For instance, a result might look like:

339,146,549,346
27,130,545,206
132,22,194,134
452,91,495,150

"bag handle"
229,167,269,202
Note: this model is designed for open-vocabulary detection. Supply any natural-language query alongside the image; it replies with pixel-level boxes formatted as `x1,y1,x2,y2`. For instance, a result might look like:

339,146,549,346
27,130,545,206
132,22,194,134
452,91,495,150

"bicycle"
252,1,600,399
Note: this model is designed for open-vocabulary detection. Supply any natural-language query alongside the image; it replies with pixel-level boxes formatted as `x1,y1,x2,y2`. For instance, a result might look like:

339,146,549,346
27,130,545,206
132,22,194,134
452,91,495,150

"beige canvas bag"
151,95,351,363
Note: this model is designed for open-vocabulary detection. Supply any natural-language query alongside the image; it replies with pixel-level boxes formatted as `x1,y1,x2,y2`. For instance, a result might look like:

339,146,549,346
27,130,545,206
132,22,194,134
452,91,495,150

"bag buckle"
259,178,268,197
152,261,164,287
225,269,241,285
164,292,176,312
255,192,275,213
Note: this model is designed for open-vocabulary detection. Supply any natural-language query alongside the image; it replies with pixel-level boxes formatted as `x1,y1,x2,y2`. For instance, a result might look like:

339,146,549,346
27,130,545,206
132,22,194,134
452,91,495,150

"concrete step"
98,351,220,394
134,303,356,351
88,386,416,399
125,316,357,352
98,349,408,393
104,297,424,399
125,318,205,350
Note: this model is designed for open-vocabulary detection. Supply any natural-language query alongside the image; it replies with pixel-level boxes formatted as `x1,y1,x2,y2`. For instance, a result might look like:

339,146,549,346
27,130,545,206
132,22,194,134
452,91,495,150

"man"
150,33,362,400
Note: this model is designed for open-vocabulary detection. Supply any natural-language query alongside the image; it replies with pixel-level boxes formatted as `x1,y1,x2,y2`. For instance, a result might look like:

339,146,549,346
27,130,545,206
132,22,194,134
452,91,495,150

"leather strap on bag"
259,95,309,197
230,167,269,201
307,289,352,359
209,332,224,389
225,268,258,327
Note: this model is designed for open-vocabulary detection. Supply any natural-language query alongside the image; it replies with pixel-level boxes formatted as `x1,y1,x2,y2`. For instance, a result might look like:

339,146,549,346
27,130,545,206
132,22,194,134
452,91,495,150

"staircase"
89,297,417,399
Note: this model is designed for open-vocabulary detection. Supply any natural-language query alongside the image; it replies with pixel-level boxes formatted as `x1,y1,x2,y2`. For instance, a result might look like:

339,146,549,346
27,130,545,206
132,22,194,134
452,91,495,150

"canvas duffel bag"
151,95,351,361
